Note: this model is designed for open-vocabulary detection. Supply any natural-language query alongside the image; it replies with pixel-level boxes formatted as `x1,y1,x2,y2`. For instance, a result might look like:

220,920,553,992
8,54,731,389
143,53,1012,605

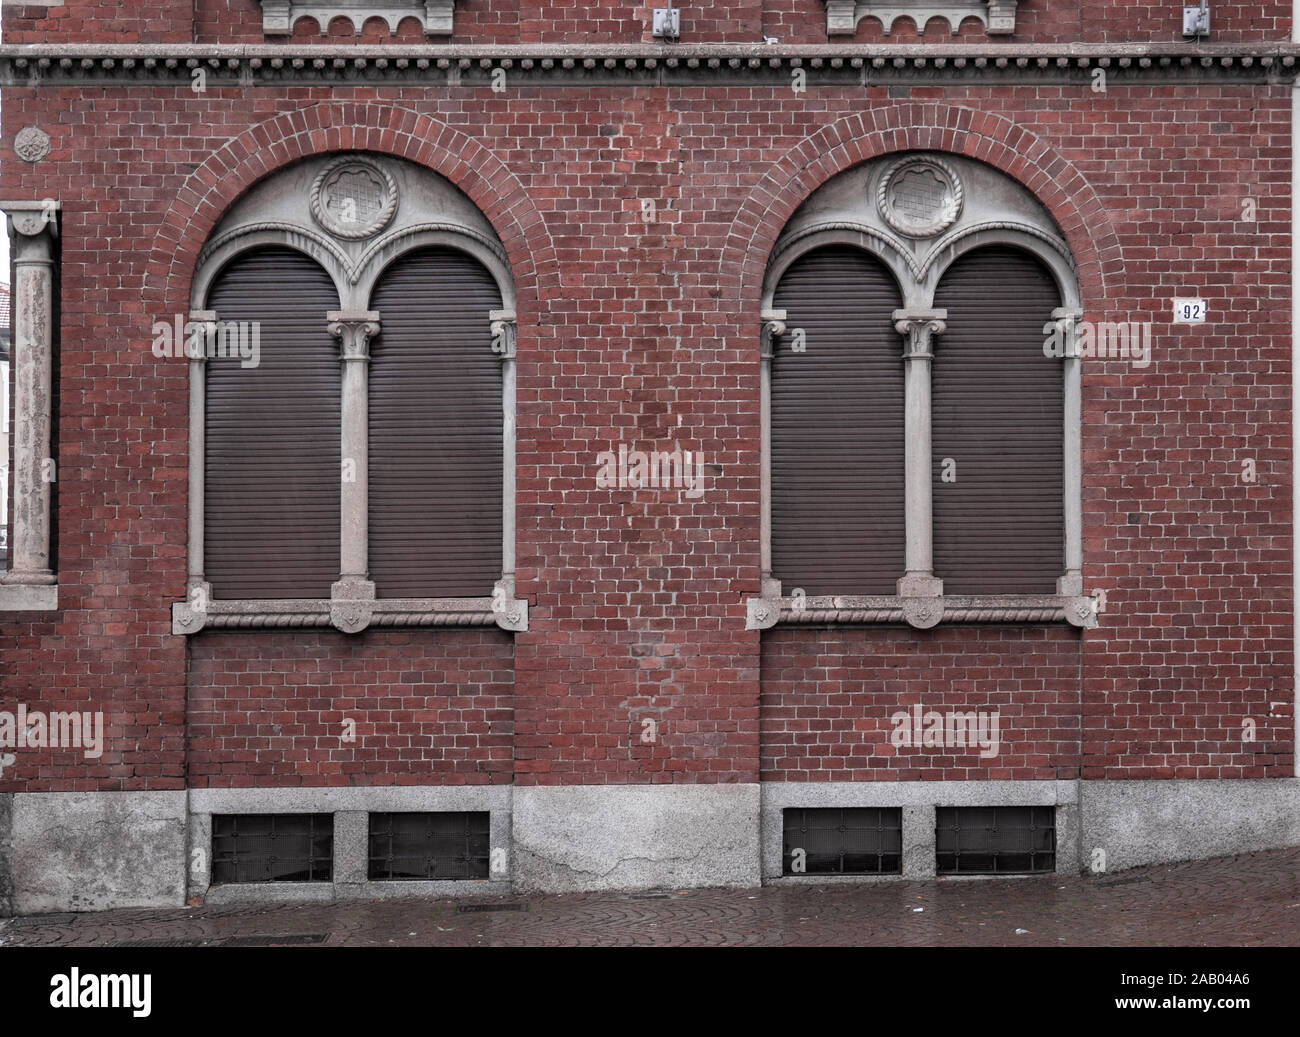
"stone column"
2,202,59,590
759,309,786,598
328,311,379,632
489,309,528,632
1051,307,1085,597
186,310,218,612
893,309,946,620
490,309,517,583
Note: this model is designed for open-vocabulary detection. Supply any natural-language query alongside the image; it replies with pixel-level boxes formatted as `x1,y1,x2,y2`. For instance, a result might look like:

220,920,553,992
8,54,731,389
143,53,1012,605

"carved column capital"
328,310,381,361
185,310,219,364
1048,306,1084,359
760,308,787,360
6,203,59,242
893,308,947,359
489,309,517,359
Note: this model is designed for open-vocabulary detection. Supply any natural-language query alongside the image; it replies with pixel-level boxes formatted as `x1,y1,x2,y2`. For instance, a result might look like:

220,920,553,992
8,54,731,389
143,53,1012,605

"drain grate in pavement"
15,913,82,927
1095,875,1153,888
221,933,330,946
114,933,329,948
111,938,214,948
629,894,670,900
457,904,527,914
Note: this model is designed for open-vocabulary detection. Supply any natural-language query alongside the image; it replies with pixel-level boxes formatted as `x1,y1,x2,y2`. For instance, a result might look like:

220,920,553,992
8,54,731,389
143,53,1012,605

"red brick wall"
761,627,1083,782
14,2,1285,46
1,2,193,44
0,20,1293,794
764,1,1288,44
187,631,514,787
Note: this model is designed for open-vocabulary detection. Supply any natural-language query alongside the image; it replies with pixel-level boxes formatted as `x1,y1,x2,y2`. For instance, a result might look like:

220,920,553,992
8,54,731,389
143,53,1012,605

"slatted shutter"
770,245,905,596
368,247,503,598
931,246,1064,594
205,247,341,599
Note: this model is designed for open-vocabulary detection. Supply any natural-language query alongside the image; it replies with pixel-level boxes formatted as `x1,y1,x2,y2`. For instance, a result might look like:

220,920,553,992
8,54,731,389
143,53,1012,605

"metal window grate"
782,808,902,875
211,814,333,884
368,812,490,881
936,806,1055,874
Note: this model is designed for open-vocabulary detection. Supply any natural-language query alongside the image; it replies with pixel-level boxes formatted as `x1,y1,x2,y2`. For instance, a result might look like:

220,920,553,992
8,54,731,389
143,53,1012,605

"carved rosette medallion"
310,157,399,240
877,157,964,238
14,127,51,164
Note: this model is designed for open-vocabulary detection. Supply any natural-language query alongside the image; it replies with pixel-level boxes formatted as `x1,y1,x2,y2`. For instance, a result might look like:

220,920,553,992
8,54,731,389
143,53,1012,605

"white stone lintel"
824,1,1018,37
260,1,455,37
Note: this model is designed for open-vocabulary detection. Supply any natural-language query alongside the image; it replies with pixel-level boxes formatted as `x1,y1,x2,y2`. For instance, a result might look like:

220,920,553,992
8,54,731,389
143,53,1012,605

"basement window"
782,807,903,875
211,814,334,884
368,812,491,881
936,806,1055,874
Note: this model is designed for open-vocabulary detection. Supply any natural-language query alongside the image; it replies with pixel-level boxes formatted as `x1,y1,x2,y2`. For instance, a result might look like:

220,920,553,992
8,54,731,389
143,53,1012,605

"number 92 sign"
1172,298,1207,324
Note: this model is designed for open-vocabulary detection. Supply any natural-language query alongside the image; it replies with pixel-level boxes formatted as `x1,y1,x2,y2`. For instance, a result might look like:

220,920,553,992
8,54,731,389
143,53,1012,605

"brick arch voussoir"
147,103,555,318
728,104,1120,312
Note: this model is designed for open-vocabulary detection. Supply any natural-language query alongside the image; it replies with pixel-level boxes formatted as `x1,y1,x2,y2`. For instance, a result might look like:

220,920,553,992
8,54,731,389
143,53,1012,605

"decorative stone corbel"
901,596,944,629
330,590,374,634
1065,595,1100,629
260,1,455,36
823,1,1017,36
491,576,528,632
171,578,214,635
746,596,781,631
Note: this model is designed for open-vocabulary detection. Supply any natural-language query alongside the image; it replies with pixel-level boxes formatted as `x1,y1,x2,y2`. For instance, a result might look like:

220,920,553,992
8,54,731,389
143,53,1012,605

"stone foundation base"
1,779,1297,913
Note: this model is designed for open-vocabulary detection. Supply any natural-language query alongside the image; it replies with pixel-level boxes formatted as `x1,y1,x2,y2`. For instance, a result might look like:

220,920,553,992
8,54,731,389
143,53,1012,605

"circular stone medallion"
14,126,51,164
311,158,399,240
877,157,963,238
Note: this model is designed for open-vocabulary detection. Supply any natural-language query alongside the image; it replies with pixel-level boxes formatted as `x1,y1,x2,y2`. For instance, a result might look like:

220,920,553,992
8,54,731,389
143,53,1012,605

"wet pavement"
2,848,1297,947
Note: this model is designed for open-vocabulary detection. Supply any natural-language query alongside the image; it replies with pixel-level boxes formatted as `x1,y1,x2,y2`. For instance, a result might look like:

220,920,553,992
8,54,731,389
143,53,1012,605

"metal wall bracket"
653,3,681,40
1182,3,1210,38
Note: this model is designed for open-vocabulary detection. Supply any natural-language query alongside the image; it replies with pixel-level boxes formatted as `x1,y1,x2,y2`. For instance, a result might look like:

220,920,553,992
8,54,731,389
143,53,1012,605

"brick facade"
0,2,1295,905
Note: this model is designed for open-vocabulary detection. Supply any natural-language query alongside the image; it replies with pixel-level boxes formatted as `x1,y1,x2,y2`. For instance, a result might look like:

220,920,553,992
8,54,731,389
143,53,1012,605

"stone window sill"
745,593,1096,631
0,581,58,611
171,594,527,634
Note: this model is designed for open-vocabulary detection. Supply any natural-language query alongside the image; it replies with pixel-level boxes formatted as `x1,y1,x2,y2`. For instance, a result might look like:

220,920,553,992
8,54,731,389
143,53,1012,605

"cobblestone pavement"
2,848,1297,947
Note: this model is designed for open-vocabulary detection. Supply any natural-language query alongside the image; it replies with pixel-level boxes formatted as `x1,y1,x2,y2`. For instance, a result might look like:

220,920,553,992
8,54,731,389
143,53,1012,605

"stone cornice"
1,43,1298,87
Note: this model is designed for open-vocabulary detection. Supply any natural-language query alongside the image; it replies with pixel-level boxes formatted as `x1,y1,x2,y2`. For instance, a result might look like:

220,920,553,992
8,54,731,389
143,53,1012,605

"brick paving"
2,848,1297,948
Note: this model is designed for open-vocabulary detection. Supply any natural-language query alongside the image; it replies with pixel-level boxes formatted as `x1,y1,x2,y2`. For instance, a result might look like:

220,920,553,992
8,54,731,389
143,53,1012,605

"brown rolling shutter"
204,247,342,599
368,247,503,598
770,245,905,596
931,246,1064,594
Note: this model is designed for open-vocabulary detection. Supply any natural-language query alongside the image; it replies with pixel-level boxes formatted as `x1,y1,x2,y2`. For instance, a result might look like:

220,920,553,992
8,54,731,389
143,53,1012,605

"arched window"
751,152,1091,631
931,246,1064,594
368,246,504,598
204,246,342,600
770,245,905,596
174,153,526,635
